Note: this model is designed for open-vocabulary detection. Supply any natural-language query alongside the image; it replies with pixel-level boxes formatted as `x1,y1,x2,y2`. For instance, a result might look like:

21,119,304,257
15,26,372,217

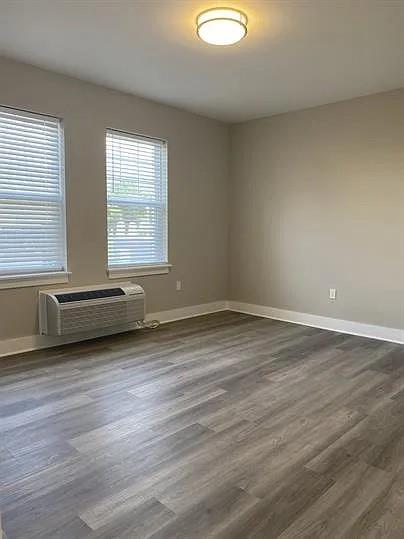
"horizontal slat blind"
106,129,168,268
0,106,66,276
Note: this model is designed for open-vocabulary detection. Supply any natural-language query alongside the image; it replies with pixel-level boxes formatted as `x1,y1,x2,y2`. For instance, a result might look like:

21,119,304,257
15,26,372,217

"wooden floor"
1,312,404,538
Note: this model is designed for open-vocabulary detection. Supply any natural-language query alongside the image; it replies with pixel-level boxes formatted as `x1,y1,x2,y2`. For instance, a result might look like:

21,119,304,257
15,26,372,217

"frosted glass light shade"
197,8,248,46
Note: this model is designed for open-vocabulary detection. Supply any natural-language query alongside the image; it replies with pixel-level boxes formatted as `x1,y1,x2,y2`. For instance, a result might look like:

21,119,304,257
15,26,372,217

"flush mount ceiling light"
197,8,248,46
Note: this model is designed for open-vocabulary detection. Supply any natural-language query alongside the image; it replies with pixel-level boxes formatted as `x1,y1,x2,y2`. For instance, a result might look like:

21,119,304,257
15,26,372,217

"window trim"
107,263,172,279
0,105,68,285
105,127,170,276
0,271,71,290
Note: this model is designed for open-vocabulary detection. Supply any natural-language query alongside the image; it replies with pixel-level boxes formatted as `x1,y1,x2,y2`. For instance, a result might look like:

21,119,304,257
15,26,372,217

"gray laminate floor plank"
1,311,403,538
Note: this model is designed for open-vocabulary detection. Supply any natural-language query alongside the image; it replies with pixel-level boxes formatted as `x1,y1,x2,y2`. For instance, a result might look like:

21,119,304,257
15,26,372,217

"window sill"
0,271,71,290
108,264,172,278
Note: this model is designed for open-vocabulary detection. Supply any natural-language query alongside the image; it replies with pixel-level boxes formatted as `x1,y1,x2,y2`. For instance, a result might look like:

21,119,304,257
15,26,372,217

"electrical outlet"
176,280,182,291
329,288,337,300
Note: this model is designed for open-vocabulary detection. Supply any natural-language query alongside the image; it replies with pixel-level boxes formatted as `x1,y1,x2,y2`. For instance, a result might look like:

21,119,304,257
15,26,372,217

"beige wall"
1,56,404,344
0,57,229,340
230,90,404,329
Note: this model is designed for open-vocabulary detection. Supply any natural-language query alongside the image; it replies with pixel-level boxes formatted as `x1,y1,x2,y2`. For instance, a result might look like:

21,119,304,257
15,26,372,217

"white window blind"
0,106,66,276
106,129,168,268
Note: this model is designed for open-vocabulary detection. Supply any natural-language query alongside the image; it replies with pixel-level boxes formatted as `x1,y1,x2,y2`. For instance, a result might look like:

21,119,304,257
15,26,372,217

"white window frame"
106,128,171,278
0,105,69,290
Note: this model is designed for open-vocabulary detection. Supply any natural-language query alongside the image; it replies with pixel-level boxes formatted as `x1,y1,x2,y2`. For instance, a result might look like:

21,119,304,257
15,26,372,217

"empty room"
1,0,404,537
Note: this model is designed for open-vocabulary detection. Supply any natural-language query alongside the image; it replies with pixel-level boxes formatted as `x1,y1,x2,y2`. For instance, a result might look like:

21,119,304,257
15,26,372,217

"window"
106,129,169,277
0,106,67,287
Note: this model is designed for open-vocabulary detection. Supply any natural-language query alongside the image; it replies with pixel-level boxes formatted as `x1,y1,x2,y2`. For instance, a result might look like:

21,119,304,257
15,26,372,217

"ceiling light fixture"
196,8,248,46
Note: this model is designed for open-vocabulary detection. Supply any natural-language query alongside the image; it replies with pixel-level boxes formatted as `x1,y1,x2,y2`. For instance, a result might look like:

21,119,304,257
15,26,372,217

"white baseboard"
1,298,402,358
146,301,227,324
0,300,227,358
228,301,404,344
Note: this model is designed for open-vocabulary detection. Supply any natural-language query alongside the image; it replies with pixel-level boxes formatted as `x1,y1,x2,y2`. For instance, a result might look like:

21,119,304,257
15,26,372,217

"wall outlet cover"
329,288,337,300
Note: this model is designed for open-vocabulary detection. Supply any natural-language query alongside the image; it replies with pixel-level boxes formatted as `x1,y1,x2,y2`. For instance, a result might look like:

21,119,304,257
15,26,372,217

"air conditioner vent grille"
55,288,124,303
60,302,137,334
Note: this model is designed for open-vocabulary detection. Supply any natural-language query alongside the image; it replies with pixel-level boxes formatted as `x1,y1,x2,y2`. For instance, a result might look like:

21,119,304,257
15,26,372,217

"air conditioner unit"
39,282,145,336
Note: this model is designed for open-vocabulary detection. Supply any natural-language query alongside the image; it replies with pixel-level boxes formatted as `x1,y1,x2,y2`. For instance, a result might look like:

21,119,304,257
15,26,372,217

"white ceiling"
0,0,403,122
